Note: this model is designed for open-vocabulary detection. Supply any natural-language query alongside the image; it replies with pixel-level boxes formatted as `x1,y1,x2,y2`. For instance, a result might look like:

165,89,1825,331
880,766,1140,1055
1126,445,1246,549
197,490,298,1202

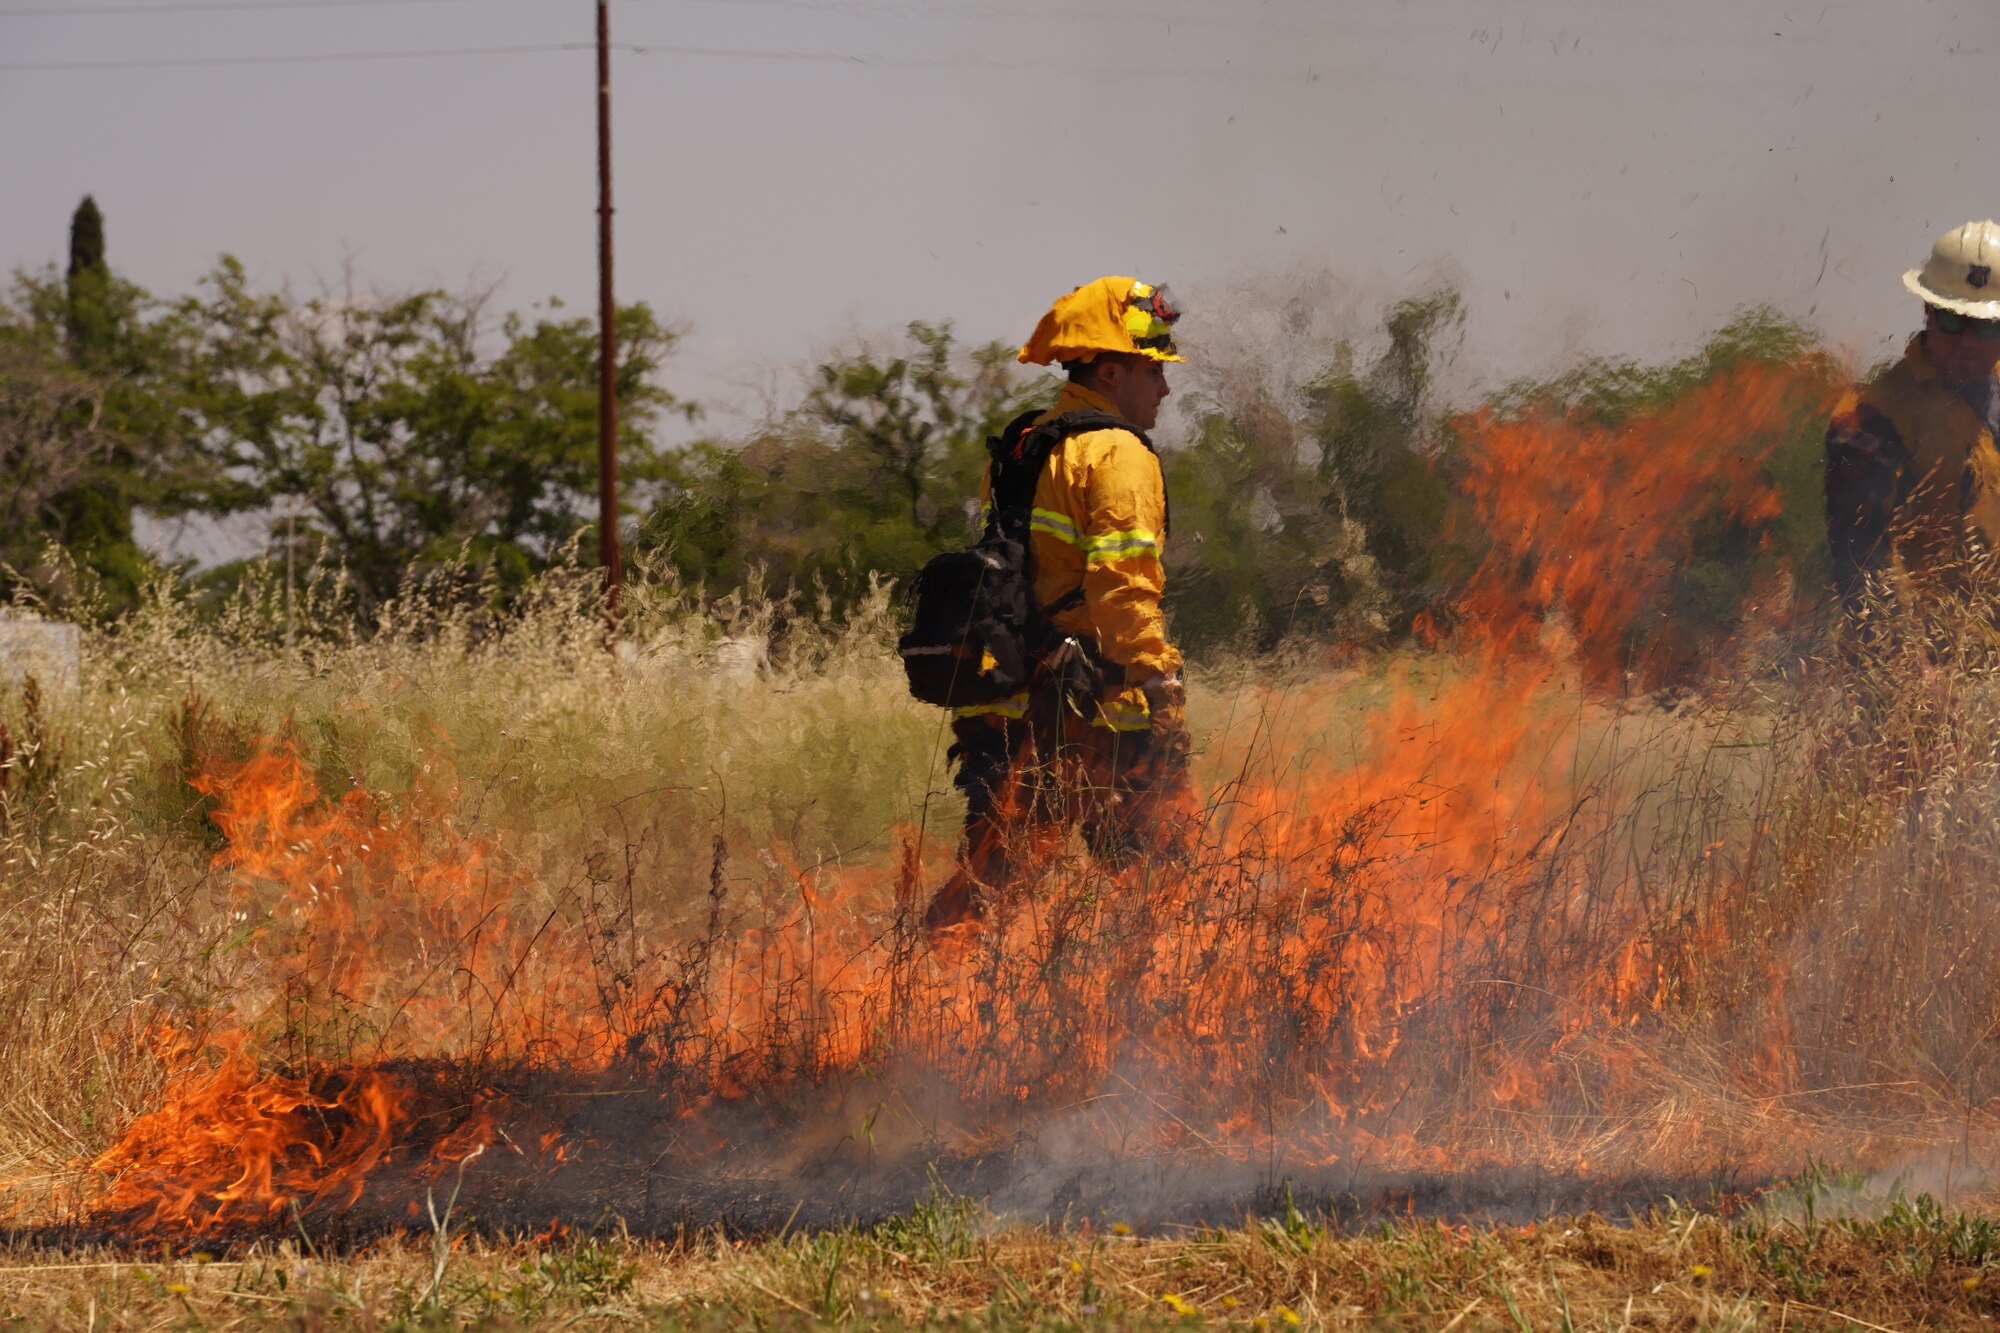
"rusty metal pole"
595,0,621,634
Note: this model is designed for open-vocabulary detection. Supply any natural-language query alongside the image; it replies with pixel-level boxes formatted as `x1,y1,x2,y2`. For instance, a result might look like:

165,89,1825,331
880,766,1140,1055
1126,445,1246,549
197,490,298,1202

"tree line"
3,198,1840,665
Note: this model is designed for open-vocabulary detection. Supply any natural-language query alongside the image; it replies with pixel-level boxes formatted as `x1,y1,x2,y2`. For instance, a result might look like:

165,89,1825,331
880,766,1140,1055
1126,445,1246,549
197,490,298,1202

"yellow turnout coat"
959,382,1180,731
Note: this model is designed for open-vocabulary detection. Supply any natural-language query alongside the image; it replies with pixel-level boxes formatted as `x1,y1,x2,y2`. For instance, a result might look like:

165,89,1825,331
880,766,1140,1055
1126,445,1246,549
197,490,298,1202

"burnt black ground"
24,1059,1774,1254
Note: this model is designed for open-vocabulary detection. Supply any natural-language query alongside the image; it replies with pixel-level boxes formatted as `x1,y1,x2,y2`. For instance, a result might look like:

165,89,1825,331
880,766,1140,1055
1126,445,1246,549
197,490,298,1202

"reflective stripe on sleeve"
1081,527,1161,564
1093,700,1152,732
1029,508,1081,545
954,690,1030,721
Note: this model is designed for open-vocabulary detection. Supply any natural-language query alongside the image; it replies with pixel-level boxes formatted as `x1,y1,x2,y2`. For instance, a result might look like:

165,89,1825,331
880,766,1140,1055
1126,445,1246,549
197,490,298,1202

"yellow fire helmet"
1018,276,1184,366
1904,220,2000,319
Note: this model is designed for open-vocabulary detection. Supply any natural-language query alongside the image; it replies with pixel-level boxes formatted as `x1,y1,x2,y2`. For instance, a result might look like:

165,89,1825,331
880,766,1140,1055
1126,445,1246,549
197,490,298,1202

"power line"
2,0,1264,16
0,42,587,69
2,0,1323,38
617,39,1239,78
0,0,481,16
690,0,1319,36
0,37,1259,77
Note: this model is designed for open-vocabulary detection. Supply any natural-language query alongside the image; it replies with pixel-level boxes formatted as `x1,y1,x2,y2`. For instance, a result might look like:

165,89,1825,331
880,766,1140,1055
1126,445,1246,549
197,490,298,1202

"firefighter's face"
1926,305,2000,383
1094,355,1172,430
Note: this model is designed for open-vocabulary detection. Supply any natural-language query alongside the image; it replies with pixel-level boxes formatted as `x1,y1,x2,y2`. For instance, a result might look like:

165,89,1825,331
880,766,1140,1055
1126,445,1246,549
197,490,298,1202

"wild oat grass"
81,563,946,865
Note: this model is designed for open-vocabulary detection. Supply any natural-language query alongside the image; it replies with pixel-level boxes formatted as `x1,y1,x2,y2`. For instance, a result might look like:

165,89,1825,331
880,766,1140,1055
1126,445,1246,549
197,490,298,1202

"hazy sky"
4,0,1996,434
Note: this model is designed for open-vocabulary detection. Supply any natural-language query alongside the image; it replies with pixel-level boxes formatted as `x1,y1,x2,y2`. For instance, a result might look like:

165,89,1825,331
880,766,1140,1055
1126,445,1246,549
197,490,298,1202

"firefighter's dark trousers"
923,686,1195,929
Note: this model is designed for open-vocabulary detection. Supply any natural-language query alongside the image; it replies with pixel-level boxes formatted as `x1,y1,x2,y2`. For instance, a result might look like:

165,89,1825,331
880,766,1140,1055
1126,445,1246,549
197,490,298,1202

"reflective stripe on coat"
956,381,1178,732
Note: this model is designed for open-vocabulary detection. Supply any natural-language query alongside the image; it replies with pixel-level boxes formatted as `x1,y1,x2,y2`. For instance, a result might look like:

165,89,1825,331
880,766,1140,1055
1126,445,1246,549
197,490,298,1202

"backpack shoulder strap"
982,410,1163,626
982,409,1047,538
989,406,1152,498
1031,410,1169,539
986,408,1165,549
1038,410,1153,453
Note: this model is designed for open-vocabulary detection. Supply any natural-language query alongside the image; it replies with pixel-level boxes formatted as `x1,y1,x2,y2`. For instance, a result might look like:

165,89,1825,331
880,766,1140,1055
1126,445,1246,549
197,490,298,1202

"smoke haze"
2,0,1993,420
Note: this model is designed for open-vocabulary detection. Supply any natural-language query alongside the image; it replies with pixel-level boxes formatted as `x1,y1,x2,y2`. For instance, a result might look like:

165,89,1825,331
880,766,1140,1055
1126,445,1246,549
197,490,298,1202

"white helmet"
1904,220,2000,319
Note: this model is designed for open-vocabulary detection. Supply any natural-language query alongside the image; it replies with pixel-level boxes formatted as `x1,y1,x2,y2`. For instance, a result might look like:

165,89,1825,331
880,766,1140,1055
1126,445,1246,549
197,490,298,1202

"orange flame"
1439,359,1840,687
75,353,1863,1236
89,1037,408,1232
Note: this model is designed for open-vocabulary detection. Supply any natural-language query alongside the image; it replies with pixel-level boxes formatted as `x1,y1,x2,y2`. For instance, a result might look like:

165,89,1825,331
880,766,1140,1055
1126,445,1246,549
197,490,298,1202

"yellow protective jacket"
1826,333,2000,602
961,382,1180,731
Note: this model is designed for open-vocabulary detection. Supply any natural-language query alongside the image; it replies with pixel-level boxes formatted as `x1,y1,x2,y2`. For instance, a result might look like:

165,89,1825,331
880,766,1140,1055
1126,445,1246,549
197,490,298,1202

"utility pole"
284,505,295,659
595,0,621,634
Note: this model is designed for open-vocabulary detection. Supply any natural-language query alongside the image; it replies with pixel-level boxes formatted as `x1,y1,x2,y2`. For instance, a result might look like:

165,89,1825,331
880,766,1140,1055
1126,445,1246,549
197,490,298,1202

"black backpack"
899,409,1148,708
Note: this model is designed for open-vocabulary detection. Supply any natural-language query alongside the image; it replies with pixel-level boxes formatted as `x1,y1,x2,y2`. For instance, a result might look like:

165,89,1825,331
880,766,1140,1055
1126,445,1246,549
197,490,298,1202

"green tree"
1164,290,1467,651
0,316,117,593
64,195,111,361
32,196,162,607
1165,384,1356,648
1301,290,1466,631
645,322,1042,612
179,261,692,605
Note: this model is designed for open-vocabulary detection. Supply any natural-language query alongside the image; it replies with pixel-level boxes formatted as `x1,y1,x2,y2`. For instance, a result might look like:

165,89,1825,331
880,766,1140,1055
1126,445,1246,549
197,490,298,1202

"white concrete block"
0,617,81,699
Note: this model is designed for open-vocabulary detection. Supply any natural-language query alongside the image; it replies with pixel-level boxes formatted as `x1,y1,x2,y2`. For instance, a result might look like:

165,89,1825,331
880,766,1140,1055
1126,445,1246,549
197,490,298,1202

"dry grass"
0,567,967,1218
7,560,2000,1324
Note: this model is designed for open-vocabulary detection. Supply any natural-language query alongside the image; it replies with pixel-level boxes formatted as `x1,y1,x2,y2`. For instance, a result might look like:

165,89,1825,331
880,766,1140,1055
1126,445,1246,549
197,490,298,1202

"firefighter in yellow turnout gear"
923,277,1196,930
1828,220,2000,609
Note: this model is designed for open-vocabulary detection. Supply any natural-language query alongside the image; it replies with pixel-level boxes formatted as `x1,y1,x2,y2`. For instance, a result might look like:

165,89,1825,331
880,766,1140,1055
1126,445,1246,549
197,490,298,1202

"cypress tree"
52,195,149,607
67,195,105,278
64,195,113,364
